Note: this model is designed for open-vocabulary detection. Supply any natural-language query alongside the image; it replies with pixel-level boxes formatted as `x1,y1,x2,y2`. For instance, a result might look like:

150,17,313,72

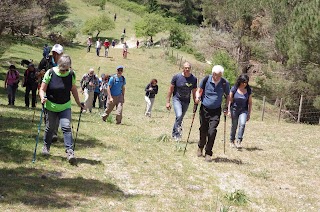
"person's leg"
43,110,59,152
93,92,98,108
172,98,189,138
205,107,221,157
230,109,239,144
87,91,95,112
237,111,248,143
25,86,31,107
198,105,209,151
31,87,37,107
144,96,151,116
115,95,123,124
12,86,17,105
7,85,13,105
83,89,89,111
59,108,73,150
102,96,116,121
148,98,155,116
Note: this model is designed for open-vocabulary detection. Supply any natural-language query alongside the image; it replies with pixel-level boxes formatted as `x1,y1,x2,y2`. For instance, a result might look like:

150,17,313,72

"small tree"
168,23,190,48
134,13,166,41
82,14,115,38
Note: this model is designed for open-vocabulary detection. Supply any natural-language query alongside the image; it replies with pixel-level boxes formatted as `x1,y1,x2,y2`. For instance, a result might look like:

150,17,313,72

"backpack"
48,69,75,82
110,74,125,87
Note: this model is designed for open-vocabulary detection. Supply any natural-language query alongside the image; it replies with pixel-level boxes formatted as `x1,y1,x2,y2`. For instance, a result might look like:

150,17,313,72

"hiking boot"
42,145,50,155
52,135,58,143
205,154,212,162
230,142,236,148
101,113,107,122
197,148,203,157
66,149,76,165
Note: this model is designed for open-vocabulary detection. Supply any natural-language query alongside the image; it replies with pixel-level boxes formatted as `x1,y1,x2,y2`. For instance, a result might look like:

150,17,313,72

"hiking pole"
223,112,227,154
73,103,84,151
32,104,45,163
183,104,198,156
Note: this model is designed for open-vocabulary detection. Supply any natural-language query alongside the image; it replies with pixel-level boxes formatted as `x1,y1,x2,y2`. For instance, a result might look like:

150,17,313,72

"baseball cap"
51,44,63,54
212,65,224,74
117,65,124,70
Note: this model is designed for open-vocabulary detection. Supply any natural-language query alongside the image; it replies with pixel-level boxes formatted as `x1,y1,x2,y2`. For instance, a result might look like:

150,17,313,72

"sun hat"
51,44,64,54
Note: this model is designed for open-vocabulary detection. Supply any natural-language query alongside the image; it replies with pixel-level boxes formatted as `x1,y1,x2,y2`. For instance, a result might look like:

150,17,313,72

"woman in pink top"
4,65,20,106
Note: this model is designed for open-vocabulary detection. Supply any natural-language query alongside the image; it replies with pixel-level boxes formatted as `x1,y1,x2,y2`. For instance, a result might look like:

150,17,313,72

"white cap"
51,44,64,54
212,65,224,74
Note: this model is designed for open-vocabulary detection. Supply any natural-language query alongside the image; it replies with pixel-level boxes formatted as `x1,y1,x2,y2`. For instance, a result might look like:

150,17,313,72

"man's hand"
41,97,47,104
166,102,171,110
109,97,114,103
193,104,198,113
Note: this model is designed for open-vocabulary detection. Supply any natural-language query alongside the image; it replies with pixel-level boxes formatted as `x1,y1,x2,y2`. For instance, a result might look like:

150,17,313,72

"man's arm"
71,84,83,108
195,88,203,105
192,88,197,103
166,84,174,110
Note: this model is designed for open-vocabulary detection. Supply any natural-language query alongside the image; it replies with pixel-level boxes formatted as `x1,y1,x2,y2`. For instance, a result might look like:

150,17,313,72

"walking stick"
73,103,84,151
32,105,44,163
223,114,226,154
183,104,198,156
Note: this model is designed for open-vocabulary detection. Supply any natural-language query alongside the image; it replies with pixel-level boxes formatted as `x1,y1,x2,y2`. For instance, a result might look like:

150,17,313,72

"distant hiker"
4,65,20,106
120,33,125,44
103,39,110,57
38,44,64,143
144,79,158,117
100,74,110,109
195,65,230,162
136,40,140,48
166,62,197,141
93,74,102,108
43,44,50,59
87,37,93,52
123,28,126,34
122,42,128,59
101,65,126,124
23,64,38,108
80,68,99,113
111,40,116,48
228,74,252,149
96,38,102,56
39,54,83,164
114,13,117,21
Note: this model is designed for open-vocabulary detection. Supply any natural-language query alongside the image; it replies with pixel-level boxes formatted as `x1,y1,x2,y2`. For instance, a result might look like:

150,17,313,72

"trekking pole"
73,103,84,151
183,104,198,156
223,112,227,154
32,103,45,163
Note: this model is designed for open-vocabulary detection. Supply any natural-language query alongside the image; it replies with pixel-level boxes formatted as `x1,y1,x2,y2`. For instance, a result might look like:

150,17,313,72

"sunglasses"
117,69,123,72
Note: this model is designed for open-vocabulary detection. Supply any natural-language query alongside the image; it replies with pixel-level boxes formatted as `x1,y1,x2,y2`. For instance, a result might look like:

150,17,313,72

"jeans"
144,96,155,116
93,92,100,108
198,105,221,156
43,108,73,150
172,97,189,138
25,85,37,107
96,48,100,56
230,108,248,142
7,84,17,105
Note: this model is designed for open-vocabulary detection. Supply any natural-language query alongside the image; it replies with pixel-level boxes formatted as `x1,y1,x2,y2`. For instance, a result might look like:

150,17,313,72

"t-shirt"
42,67,76,112
230,85,252,110
108,75,126,96
6,70,20,86
200,75,230,109
171,73,197,103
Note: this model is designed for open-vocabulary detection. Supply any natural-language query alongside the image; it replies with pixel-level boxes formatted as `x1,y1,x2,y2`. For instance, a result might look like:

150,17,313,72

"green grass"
1,0,320,211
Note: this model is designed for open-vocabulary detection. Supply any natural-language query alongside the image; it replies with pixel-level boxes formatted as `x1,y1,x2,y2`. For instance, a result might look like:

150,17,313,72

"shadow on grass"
244,147,263,152
214,157,243,165
37,155,103,166
0,167,140,209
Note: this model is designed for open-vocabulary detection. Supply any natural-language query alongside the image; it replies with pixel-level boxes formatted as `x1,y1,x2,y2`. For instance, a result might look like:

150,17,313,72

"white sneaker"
66,149,76,165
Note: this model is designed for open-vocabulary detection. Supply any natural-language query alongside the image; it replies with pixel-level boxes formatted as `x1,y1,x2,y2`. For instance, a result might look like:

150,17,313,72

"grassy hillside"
0,0,320,211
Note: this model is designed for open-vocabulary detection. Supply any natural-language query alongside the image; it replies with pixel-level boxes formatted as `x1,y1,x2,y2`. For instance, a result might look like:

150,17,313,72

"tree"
168,23,190,48
134,13,167,40
82,14,115,38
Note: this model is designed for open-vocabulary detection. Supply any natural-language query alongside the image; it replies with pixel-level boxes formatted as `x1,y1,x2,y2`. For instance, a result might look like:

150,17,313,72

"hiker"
103,39,110,57
166,62,197,141
228,74,252,149
101,65,126,124
195,65,230,162
136,40,140,48
120,33,125,44
144,79,158,117
100,74,110,109
23,64,38,108
87,37,93,52
123,28,126,34
80,68,99,113
114,13,117,21
43,44,50,59
39,54,83,164
111,40,116,48
96,38,102,56
123,42,128,59
4,65,20,106
38,44,64,142
93,74,102,108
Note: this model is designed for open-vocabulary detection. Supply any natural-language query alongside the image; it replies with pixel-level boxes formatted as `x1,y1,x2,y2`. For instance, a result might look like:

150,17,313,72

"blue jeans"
172,97,189,138
230,108,248,142
43,108,73,150
7,84,17,105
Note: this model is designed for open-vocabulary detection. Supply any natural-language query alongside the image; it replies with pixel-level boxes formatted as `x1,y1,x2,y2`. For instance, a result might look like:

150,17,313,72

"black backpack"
201,75,228,98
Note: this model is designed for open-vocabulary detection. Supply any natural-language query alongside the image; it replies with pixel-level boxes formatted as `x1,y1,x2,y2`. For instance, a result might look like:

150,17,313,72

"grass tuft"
224,190,249,206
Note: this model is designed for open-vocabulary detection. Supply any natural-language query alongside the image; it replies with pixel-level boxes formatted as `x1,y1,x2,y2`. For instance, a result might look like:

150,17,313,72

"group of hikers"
3,41,252,165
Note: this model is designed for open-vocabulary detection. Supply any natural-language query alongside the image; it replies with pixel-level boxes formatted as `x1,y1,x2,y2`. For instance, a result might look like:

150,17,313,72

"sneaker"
205,154,212,162
230,142,236,148
197,148,203,157
52,135,58,143
236,141,242,149
82,109,87,113
66,149,76,165
42,145,50,155
101,113,107,122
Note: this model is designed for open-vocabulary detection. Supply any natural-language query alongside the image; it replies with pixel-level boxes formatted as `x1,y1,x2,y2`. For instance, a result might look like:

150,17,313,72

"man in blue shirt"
195,65,230,162
101,65,126,124
166,62,197,140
